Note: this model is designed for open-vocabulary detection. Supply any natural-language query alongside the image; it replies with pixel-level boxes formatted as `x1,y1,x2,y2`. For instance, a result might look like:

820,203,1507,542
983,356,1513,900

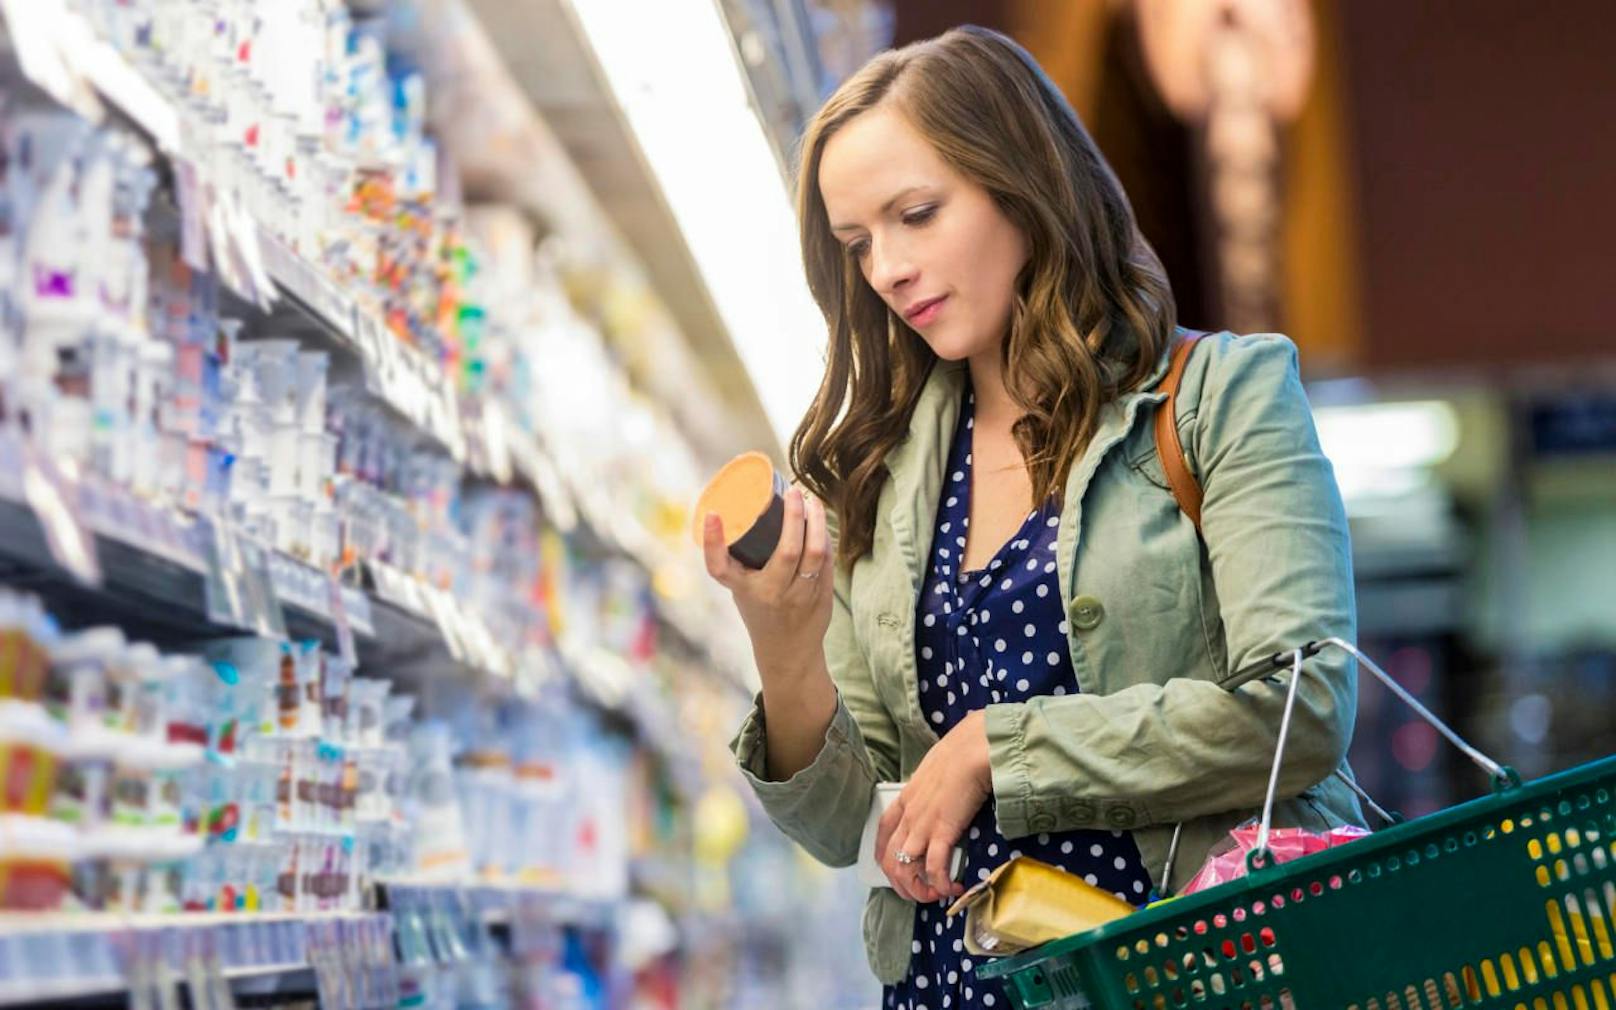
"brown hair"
788,25,1177,569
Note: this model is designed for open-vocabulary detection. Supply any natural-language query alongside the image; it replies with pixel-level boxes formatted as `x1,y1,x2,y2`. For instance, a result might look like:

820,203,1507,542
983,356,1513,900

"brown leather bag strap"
1154,331,1207,535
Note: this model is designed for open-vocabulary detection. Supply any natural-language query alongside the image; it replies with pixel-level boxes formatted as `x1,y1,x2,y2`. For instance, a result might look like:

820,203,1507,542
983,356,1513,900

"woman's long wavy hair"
789,26,1177,570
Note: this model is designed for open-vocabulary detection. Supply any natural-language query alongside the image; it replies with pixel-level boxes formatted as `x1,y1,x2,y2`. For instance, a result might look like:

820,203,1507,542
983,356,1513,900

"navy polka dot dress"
885,386,1153,1010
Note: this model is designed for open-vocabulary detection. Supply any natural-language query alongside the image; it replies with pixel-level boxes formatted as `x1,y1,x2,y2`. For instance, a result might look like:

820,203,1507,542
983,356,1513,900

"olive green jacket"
730,332,1366,984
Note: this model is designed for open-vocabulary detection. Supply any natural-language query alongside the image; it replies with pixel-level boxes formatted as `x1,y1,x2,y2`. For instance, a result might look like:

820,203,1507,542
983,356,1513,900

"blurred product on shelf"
0,3,749,677
0,23,749,685
0,588,658,918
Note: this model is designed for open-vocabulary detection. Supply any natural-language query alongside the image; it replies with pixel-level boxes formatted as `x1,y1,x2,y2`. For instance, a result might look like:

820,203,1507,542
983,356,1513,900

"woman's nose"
868,238,917,295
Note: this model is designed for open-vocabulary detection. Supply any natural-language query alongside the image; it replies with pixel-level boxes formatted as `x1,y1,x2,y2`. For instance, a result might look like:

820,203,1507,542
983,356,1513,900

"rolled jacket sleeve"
730,688,878,867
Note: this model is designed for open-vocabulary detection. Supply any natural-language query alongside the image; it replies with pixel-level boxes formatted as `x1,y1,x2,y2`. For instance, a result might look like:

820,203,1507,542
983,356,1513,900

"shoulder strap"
1154,331,1207,535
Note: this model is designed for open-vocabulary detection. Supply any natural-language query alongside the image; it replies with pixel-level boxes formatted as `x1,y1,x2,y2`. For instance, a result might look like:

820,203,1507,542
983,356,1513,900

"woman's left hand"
875,709,993,904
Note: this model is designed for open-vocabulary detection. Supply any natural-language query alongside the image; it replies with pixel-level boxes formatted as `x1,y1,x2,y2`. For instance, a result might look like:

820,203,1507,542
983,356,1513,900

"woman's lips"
905,295,948,327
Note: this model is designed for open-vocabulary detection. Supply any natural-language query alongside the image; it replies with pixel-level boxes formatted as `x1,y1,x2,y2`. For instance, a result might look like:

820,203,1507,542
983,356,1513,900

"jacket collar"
881,336,1180,591
882,359,967,592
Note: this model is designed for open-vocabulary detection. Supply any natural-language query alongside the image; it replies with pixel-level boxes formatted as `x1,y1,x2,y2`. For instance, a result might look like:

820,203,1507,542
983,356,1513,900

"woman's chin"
921,331,995,364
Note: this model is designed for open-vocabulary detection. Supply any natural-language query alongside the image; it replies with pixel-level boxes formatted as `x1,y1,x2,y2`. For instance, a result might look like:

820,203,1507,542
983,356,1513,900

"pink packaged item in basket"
1180,820,1370,895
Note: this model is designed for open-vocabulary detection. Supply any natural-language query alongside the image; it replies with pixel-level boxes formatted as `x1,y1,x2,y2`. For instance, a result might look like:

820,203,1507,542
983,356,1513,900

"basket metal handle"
1241,636,1519,872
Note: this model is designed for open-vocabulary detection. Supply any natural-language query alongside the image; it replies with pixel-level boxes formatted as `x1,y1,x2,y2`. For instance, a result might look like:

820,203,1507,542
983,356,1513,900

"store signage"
1529,393,1616,457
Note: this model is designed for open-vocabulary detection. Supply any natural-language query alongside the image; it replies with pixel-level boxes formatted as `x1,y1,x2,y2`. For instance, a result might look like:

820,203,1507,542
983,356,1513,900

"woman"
701,25,1365,1006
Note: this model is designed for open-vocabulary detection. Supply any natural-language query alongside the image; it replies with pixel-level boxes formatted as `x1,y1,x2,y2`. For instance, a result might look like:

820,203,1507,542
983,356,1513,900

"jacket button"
1060,798,1096,823
1105,806,1137,829
1068,595,1105,631
1029,812,1057,833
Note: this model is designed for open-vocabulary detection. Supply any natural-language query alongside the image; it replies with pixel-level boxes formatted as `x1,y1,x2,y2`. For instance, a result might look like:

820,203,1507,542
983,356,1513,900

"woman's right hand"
701,486,834,682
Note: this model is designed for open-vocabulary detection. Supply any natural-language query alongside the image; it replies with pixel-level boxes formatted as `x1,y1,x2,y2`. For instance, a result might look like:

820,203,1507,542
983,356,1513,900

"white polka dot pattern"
892,386,1151,1010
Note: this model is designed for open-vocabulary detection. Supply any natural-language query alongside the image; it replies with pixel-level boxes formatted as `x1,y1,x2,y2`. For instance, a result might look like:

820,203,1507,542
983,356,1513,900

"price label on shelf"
199,515,247,628
308,274,356,342
399,573,426,618
421,584,467,663
354,312,386,374
206,191,245,302
103,486,136,539
479,400,513,483
326,574,358,667
20,446,101,585
175,157,210,271
401,353,429,428
268,553,326,615
259,229,357,342
342,584,375,638
228,194,275,311
130,498,165,558
460,604,490,672
375,339,409,420
159,509,206,572
235,537,287,639
0,433,23,503
200,518,286,638
74,475,110,529
368,560,402,610
437,380,465,462
268,555,362,661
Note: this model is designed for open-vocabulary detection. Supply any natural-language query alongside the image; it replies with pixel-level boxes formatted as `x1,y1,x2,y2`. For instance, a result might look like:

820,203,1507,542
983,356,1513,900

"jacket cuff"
986,700,1155,837
985,702,1039,837
729,690,876,866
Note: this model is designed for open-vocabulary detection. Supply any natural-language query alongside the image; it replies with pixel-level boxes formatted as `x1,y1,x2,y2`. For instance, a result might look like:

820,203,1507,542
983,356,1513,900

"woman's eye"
902,206,937,226
847,239,870,258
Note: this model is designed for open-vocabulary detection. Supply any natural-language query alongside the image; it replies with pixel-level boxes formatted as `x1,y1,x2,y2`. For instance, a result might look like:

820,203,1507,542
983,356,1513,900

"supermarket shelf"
0,967,317,1010
374,878,618,932
0,481,720,781
220,963,319,999
0,911,354,1008
1,5,752,702
0,979,126,1009
0,489,538,694
0,495,355,654
0,480,525,692
0,878,659,1008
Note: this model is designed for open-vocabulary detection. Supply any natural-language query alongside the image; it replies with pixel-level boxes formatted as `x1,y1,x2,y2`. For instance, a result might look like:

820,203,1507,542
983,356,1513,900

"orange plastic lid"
692,451,776,548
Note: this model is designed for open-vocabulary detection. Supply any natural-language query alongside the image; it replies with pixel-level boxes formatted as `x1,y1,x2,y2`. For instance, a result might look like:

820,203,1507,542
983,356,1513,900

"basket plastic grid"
976,754,1616,1010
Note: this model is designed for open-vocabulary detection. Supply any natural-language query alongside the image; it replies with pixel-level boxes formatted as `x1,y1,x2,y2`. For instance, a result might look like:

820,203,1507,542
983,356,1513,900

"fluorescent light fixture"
1312,400,1460,470
563,0,827,449
1311,400,1460,503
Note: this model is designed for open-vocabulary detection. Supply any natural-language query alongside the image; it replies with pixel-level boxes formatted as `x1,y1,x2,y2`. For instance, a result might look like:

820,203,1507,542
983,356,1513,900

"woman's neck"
966,349,1020,433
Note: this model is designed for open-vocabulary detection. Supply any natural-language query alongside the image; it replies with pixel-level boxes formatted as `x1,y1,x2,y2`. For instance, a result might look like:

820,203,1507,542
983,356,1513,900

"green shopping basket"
976,638,1616,1010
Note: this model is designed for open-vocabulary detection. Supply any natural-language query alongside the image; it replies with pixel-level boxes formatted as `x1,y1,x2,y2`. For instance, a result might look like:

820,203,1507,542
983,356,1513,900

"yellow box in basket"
946,855,1136,957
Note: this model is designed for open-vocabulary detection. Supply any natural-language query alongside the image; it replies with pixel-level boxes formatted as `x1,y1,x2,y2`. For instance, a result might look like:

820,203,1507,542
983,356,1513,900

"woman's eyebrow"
830,185,928,233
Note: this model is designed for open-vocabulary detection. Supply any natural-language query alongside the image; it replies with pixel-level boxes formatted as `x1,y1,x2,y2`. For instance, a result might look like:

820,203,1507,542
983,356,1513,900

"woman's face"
818,103,1030,363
